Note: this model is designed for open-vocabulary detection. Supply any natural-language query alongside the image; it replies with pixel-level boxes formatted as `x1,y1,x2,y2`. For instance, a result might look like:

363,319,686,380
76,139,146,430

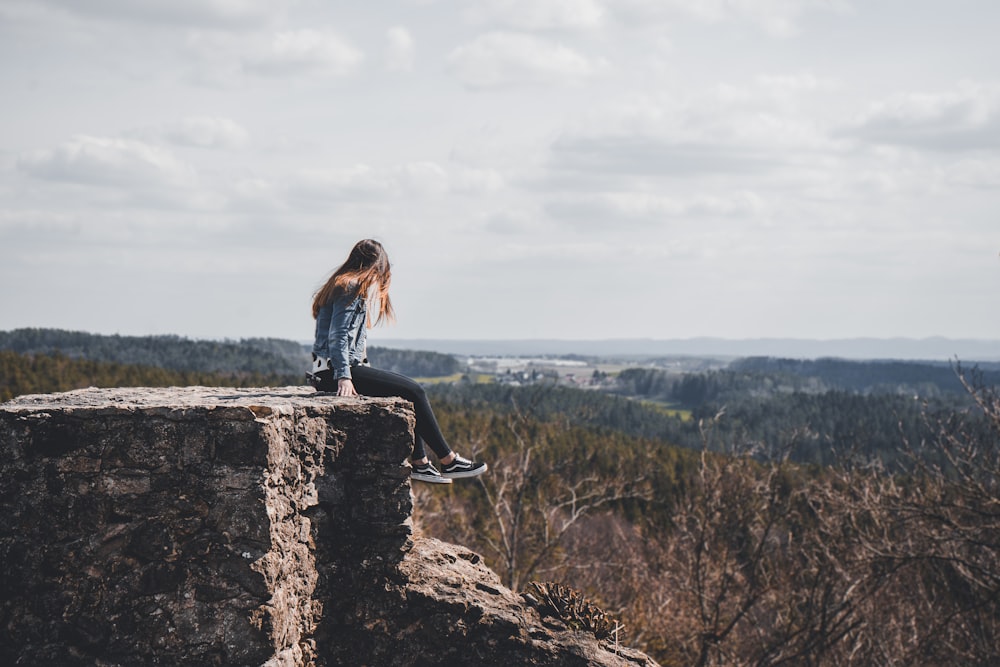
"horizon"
5,326,1000,362
373,335,1000,362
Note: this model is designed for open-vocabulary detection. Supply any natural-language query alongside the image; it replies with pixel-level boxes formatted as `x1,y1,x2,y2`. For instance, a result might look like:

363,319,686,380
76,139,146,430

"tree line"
0,351,297,402
0,328,308,376
618,357,1000,406
428,379,982,469
0,328,462,382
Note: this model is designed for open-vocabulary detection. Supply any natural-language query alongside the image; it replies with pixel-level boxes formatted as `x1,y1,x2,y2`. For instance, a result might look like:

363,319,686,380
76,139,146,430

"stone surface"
0,386,657,667
347,536,657,667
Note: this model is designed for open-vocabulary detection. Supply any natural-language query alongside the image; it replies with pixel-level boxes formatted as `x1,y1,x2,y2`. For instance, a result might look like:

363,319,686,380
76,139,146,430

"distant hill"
0,329,461,380
0,351,292,402
0,328,309,376
727,356,1000,394
375,337,1000,362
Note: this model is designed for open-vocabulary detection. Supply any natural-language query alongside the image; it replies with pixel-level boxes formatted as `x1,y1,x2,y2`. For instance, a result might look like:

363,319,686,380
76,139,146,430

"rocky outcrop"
376,537,654,667
0,386,657,667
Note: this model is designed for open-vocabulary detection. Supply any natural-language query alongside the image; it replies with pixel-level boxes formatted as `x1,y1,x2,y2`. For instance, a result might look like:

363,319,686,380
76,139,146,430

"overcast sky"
1,0,998,345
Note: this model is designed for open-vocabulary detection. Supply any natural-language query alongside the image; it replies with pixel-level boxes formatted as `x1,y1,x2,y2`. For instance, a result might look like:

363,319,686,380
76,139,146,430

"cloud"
34,0,289,28
242,29,363,77
447,31,607,89
945,158,1000,189
385,26,414,71
549,135,774,176
840,83,1000,152
545,190,768,226
226,178,286,213
612,0,850,36
542,75,839,184
461,0,846,36
135,117,249,149
181,29,364,85
482,208,539,234
292,162,450,201
450,167,506,194
17,135,195,188
464,0,606,31
0,209,81,237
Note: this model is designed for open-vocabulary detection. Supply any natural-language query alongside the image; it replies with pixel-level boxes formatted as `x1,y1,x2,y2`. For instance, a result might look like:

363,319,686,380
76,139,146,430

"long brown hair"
311,239,395,326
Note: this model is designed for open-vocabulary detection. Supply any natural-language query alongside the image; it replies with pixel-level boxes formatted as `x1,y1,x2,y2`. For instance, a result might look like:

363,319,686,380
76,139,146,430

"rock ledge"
0,386,657,666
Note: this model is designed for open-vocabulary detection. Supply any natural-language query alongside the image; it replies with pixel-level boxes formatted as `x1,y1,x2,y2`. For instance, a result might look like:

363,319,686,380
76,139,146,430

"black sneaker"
441,454,488,479
411,461,452,484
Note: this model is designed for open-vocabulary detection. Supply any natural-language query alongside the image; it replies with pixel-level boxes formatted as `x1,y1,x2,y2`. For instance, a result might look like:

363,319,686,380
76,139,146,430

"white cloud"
34,0,289,28
465,0,606,31
548,134,774,177
292,162,450,201
295,165,391,200
545,189,769,225
0,209,80,235
135,19,370,85
450,167,506,194
17,136,195,188
136,117,250,149
449,125,549,170
227,178,286,212
243,29,364,77
842,82,1000,152
460,0,845,36
395,161,451,196
447,31,607,89
945,158,1000,189
613,0,850,36
619,190,767,218
385,26,414,71
482,208,539,234
543,75,841,184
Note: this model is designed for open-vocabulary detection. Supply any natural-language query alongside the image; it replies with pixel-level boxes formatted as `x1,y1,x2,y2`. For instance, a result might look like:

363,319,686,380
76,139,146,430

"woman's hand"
337,378,358,397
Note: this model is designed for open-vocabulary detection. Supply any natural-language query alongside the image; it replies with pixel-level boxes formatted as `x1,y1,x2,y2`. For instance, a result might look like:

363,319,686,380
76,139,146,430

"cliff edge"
0,386,656,666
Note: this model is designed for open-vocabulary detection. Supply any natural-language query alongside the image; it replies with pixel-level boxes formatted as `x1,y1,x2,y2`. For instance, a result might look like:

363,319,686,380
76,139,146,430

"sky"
1,0,999,344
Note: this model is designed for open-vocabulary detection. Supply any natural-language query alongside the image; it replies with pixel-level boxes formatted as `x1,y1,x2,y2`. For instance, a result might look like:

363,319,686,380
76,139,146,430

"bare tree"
818,367,1000,665
576,416,887,667
413,397,650,592
476,403,651,591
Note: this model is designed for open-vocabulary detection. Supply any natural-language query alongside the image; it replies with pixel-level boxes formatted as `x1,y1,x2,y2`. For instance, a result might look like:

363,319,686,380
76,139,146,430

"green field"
414,373,494,385
638,399,693,421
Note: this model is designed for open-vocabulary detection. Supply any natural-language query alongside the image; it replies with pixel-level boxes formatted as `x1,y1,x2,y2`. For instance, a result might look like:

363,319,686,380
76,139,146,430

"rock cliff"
0,386,657,667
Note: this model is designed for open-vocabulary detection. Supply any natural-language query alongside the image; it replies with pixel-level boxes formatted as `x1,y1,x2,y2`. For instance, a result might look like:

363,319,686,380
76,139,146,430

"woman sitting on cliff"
307,238,487,484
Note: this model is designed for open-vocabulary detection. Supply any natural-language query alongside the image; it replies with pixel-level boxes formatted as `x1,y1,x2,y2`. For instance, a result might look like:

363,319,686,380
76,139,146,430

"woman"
308,239,487,484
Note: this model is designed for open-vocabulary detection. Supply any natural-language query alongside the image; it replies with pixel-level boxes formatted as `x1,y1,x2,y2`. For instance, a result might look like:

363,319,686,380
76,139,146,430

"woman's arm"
328,294,362,380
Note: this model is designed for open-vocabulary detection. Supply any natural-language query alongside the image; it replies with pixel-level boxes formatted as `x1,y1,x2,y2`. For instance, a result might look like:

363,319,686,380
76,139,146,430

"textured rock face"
0,386,657,667
357,537,657,667
0,386,415,666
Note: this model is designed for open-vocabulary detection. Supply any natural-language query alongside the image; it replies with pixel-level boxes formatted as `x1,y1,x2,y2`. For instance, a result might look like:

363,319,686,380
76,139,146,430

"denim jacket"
311,291,367,380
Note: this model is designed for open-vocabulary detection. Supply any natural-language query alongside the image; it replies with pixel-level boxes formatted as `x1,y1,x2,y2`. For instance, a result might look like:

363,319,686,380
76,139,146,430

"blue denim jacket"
312,291,367,380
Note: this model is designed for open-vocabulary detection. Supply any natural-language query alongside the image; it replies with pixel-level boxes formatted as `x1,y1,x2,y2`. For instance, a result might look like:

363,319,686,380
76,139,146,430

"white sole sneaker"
441,460,488,479
411,463,453,484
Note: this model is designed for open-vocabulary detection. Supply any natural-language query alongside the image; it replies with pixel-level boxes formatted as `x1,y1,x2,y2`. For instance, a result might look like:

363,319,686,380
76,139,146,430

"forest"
419,375,1000,665
0,328,460,389
428,376,981,470
1,329,998,665
0,327,309,376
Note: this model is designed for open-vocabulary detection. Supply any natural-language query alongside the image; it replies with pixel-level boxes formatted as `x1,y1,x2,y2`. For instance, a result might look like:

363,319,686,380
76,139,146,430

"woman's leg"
349,365,453,460
412,435,427,462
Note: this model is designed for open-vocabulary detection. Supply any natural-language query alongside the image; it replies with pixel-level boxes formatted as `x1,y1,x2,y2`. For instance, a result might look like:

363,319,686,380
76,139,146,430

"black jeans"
315,365,452,461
